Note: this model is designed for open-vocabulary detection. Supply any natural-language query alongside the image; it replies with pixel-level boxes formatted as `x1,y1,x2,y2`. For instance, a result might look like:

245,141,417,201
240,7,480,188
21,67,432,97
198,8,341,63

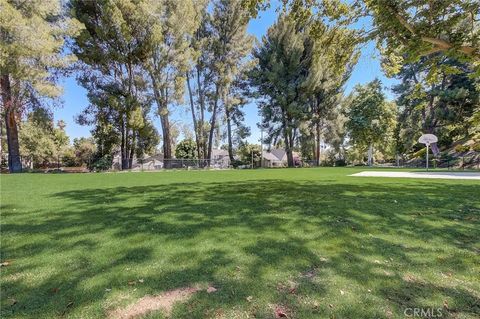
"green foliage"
175,139,198,159
472,142,480,152
0,0,82,98
19,120,56,166
142,0,206,159
345,80,396,150
73,137,96,166
365,0,480,76
455,144,470,153
237,143,261,165
89,154,113,172
211,0,255,159
248,1,480,74
61,147,77,167
412,148,426,159
394,58,479,154
71,0,159,169
19,110,70,167
250,14,312,166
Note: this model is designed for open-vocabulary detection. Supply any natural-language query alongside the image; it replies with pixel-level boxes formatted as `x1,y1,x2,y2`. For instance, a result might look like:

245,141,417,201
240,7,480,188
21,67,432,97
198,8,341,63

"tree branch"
394,13,479,58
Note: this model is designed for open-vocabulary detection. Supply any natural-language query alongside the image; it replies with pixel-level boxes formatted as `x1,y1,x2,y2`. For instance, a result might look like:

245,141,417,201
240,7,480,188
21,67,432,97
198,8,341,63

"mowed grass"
1,168,479,319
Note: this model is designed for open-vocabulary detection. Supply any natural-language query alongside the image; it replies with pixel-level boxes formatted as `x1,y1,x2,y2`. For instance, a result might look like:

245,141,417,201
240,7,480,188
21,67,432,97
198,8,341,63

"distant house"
112,149,233,170
111,153,164,170
211,149,229,160
211,149,231,168
262,149,301,167
138,154,164,170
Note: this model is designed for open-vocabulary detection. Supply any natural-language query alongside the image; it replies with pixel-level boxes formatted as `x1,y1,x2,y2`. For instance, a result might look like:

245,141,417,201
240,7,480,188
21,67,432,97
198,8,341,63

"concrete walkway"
350,171,480,180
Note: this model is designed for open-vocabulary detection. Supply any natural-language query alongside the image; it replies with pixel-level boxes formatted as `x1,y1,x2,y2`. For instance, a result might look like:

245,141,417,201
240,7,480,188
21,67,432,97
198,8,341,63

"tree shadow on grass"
1,179,479,318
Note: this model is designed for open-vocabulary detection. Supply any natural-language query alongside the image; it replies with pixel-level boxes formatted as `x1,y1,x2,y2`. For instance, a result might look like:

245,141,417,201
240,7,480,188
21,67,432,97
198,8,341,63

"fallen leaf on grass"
385,308,393,319
9,298,17,306
206,286,217,293
127,281,136,286
275,306,288,318
246,296,253,302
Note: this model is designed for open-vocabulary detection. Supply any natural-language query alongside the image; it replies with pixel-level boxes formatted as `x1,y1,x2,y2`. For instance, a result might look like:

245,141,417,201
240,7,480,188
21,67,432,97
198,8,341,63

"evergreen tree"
303,18,358,165
142,0,205,167
71,0,156,169
209,0,254,163
250,15,312,167
0,0,81,172
393,58,480,155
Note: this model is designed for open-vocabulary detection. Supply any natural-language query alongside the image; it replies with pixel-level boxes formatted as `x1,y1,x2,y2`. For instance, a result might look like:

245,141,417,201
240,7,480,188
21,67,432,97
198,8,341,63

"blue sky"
54,2,397,145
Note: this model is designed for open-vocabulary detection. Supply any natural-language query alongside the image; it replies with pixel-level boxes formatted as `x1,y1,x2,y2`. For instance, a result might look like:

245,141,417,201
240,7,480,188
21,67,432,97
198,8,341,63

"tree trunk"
207,86,219,164
367,143,373,166
315,121,321,166
284,127,294,167
120,121,129,170
148,71,172,167
225,106,234,163
160,112,172,167
1,74,22,173
196,67,207,162
186,72,201,160
129,133,135,169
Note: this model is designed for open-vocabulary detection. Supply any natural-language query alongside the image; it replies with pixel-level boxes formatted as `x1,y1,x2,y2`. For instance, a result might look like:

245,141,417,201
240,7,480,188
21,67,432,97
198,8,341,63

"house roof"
263,149,302,161
270,149,287,161
144,154,164,161
212,149,229,157
262,151,278,161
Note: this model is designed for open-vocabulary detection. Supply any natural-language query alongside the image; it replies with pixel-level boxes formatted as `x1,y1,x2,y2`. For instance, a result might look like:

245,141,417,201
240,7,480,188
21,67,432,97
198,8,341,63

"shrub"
231,160,243,168
454,144,470,153
88,154,112,171
412,148,426,158
334,159,347,167
472,142,480,152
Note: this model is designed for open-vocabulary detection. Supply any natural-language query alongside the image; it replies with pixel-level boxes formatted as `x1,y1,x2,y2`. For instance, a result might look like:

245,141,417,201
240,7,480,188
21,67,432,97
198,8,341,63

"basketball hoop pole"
425,143,430,171
418,134,437,172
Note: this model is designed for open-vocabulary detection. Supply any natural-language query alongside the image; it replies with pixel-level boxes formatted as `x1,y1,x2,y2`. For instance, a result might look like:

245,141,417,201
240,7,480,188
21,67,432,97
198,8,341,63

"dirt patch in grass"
108,286,200,319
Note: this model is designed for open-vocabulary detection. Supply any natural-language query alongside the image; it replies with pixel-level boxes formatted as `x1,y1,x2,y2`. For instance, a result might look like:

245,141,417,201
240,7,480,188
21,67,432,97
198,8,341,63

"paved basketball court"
350,171,480,180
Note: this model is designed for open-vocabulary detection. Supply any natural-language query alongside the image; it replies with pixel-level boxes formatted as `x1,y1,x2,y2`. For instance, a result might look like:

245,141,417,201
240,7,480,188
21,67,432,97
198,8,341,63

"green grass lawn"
1,168,479,318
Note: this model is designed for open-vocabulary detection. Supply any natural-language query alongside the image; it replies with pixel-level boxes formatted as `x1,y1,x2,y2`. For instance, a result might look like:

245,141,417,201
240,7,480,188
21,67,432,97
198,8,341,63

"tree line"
1,0,479,172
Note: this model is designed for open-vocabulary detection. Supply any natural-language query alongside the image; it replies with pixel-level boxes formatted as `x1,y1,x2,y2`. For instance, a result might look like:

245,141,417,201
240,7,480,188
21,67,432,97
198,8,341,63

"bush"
454,144,470,153
231,160,244,168
334,159,347,167
88,154,112,171
175,139,197,159
439,152,454,160
472,142,480,152
412,148,426,158
61,149,77,167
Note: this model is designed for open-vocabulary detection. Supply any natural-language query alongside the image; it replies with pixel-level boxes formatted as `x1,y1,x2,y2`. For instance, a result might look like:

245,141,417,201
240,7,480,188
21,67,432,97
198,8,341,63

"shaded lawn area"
1,168,479,318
